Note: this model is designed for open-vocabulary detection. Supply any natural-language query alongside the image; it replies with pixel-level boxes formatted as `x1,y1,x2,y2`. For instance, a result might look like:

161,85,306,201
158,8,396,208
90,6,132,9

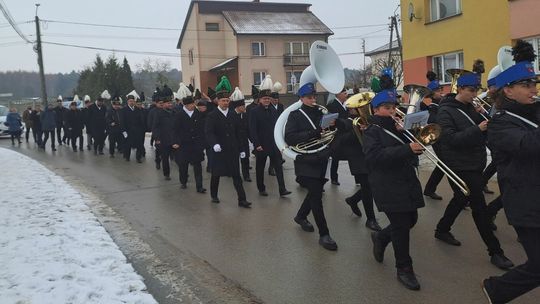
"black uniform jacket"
205,108,241,177
341,118,367,175
249,104,280,156
147,105,159,133
273,103,284,115
63,109,84,135
152,108,176,146
363,115,425,213
87,104,107,135
326,98,350,160
234,111,250,155
436,95,487,172
285,104,330,179
173,109,205,163
54,106,67,127
487,101,540,228
121,106,146,145
105,108,122,134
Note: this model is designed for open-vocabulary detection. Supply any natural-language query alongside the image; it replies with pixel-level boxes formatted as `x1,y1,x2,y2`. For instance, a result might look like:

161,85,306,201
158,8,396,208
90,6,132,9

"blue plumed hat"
371,89,398,108
298,82,316,97
495,62,537,88
457,73,481,87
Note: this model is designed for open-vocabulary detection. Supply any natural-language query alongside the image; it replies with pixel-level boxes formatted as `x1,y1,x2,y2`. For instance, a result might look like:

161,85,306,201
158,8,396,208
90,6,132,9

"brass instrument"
394,109,470,196
447,68,472,94
291,104,337,154
403,84,431,114
345,92,374,144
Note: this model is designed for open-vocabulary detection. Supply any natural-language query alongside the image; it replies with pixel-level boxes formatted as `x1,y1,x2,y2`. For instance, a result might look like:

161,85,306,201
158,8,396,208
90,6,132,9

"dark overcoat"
249,105,280,157
205,108,241,177
63,109,84,136
173,109,205,163
87,104,107,136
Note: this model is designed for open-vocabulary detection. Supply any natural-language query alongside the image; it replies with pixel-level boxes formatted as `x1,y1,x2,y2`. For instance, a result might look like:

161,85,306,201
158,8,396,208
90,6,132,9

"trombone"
393,109,470,196
472,92,491,121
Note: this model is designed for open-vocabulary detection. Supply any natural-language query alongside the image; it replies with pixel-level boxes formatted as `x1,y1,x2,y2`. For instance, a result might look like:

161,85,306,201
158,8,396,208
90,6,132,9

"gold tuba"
446,68,472,94
345,92,374,144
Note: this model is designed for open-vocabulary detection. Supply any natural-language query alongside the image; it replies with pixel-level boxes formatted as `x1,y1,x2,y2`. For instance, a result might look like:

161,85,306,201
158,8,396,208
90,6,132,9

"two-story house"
176,0,333,101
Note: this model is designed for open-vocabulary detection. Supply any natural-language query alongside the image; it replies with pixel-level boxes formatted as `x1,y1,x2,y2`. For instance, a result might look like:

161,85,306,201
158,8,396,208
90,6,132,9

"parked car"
0,105,25,138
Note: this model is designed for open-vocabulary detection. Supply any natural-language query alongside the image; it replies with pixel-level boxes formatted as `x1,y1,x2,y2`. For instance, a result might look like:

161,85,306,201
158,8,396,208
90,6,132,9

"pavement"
2,138,538,304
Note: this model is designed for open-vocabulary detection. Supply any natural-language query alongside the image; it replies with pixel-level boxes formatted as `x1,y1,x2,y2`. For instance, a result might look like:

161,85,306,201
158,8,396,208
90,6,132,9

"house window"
205,23,219,31
253,71,266,88
430,0,461,21
285,41,310,55
286,71,303,93
188,49,194,65
432,51,464,83
251,42,265,56
525,37,540,74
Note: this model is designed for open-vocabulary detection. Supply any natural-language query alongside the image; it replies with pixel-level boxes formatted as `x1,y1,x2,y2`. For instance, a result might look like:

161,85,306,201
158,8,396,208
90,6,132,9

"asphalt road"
3,138,538,304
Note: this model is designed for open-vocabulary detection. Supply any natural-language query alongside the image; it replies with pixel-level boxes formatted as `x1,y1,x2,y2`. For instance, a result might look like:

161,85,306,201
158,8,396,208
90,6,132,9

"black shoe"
490,253,514,270
331,180,340,185
345,197,362,217
99,151,104,155
294,216,315,232
87,145,91,151
319,235,338,251
73,148,78,152
423,191,443,200
196,188,207,194
371,232,387,263
490,217,498,231
110,154,114,158
279,190,292,197
238,200,252,208
259,191,268,197
366,219,382,231
125,158,130,162
164,176,171,181
94,150,98,155
136,159,143,163
268,168,276,176
180,184,187,189
52,147,57,151
397,268,421,291
435,231,462,246
482,279,494,304
211,197,220,203
156,162,161,170
484,186,495,194
244,177,252,182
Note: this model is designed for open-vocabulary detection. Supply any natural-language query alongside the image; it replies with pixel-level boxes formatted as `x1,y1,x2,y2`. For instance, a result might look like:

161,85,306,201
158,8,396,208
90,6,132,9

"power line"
0,0,33,43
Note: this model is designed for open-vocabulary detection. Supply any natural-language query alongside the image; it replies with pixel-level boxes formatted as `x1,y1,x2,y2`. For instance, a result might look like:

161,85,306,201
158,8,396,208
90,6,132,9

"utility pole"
35,4,47,107
362,39,366,88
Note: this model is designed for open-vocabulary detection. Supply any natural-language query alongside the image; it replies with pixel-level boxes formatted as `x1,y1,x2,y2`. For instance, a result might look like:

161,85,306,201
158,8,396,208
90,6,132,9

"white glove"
240,152,246,159
213,144,222,152
122,131,128,138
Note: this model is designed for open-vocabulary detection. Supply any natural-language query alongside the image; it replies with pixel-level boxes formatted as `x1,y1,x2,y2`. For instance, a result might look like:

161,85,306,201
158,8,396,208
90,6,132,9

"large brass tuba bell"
344,92,374,144
446,68,472,94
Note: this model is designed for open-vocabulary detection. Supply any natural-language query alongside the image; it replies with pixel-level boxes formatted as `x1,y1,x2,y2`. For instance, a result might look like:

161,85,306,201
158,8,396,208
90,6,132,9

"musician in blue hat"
483,40,540,304
285,82,339,251
434,70,514,270
363,89,425,290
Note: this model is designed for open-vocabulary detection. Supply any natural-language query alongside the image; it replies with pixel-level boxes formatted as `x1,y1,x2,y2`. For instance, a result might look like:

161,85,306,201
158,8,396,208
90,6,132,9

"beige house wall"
509,0,540,39
179,3,201,89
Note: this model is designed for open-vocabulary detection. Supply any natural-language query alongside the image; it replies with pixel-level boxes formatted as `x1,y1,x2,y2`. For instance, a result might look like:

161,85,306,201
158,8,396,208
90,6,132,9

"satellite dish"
408,2,419,22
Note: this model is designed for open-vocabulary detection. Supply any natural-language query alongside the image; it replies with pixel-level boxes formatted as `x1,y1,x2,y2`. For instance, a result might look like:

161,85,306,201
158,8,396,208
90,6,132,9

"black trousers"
35,129,43,146
156,145,172,177
347,174,375,220
487,196,504,218
206,148,214,172
154,140,161,165
108,132,123,156
424,145,445,194
86,131,93,149
330,157,340,181
42,130,55,148
256,153,286,192
436,170,503,256
178,159,203,189
124,133,144,160
210,174,246,202
56,126,63,144
483,160,498,187
240,156,250,180
296,176,329,236
70,132,83,150
25,126,36,142
486,226,540,303
92,130,106,152
377,211,418,269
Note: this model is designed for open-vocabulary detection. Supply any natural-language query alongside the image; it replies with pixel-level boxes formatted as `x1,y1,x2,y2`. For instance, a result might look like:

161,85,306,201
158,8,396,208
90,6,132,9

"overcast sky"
0,0,400,73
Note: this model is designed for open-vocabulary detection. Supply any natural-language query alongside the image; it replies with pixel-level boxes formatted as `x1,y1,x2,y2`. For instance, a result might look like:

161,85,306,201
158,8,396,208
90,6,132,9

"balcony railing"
283,54,309,66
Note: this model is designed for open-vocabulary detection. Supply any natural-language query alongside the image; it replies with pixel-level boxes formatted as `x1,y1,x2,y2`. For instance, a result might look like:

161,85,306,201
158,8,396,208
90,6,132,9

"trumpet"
393,110,470,196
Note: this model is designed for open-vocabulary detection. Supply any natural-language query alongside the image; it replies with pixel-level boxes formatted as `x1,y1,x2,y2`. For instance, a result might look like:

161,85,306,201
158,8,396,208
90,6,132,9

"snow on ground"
0,148,157,304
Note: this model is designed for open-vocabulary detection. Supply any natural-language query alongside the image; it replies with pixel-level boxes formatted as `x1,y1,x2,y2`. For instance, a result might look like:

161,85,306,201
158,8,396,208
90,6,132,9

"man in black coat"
284,82,338,251
54,99,68,145
87,97,107,155
63,102,84,152
82,99,93,150
173,96,206,192
147,99,163,169
434,73,513,270
268,90,284,176
205,89,251,208
363,89,425,290
121,95,146,163
30,105,43,147
326,88,349,185
249,88,290,197
106,100,124,157
152,99,176,180
230,92,252,182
